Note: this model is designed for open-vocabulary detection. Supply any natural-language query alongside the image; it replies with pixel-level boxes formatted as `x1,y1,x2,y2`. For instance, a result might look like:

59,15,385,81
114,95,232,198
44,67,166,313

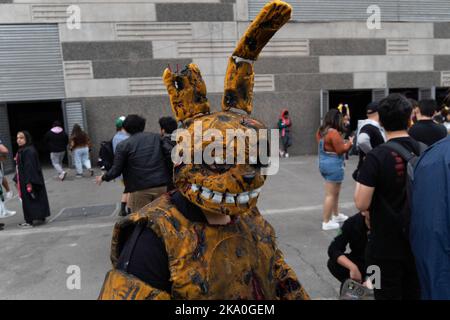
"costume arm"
273,248,310,300
98,269,170,300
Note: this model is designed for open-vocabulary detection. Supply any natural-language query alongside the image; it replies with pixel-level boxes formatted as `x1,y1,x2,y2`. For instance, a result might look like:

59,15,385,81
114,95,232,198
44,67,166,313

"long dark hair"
70,124,89,146
17,130,33,148
71,124,83,137
318,109,344,138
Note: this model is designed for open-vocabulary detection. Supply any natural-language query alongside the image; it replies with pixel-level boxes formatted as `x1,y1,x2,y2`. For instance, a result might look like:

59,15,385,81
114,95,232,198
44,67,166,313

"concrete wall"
1,0,450,155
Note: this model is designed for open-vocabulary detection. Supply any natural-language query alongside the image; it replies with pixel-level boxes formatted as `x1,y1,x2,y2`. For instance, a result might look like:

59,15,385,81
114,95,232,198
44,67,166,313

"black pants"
281,135,292,153
327,255,365,284
366,254,421,300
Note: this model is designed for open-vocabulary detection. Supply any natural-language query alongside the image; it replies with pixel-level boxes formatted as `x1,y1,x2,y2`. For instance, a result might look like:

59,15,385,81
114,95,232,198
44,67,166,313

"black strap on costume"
120,223,145,273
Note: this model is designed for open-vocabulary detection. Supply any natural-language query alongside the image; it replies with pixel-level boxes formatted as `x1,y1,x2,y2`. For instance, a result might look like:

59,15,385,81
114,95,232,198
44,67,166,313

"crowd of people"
0,92,449,299
0,114,178,229
319,94,450,300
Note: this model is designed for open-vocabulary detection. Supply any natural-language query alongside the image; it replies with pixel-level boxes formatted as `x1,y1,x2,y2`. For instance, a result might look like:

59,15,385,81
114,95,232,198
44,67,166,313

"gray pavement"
0,156,359,300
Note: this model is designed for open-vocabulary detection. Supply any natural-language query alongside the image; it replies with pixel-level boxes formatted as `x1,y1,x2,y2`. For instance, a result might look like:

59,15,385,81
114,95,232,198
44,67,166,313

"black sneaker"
0,223,4,231
90,169,94,177
18,222,33,229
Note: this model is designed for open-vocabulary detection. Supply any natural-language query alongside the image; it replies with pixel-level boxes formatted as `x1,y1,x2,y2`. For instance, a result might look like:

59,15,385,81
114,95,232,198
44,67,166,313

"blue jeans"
73,147,91,174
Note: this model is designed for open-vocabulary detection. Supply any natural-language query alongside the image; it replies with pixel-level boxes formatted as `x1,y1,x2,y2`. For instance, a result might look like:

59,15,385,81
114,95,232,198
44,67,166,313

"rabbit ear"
163,64,210,123
222,0,292,114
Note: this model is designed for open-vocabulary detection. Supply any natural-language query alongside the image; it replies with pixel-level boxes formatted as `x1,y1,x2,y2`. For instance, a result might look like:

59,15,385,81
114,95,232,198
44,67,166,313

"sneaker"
89,169,94,177
285,153,289,158
76,174,83,178
0,223,4,231
59,171,67,181
18,222,33,229
332,213,349,223
322,220,340,231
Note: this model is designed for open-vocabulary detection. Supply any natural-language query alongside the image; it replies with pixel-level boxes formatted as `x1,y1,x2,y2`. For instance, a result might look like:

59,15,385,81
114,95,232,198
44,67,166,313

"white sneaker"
285,153,289,158
322,220,340,231
59,171,67,181
332,213,349,223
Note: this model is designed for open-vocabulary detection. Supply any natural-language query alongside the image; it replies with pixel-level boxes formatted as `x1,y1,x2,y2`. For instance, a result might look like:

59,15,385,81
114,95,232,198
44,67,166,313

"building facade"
1,0,450,172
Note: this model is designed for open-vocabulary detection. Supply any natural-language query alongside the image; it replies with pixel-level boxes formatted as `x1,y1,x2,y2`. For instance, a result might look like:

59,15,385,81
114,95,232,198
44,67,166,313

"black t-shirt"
116,191,207,292
408,120,447,146
327,212,368,264
357,137,420,260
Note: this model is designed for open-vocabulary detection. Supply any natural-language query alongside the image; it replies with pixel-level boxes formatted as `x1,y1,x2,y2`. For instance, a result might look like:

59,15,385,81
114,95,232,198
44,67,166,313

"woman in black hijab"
14,131,51,228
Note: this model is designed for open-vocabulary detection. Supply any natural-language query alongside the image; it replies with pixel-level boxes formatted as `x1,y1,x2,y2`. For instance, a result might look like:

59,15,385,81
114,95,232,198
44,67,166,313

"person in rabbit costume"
99,0,310,300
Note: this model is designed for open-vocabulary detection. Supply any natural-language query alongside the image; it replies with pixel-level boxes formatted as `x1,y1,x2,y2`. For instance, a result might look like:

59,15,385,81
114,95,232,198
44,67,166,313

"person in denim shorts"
317,109,353,230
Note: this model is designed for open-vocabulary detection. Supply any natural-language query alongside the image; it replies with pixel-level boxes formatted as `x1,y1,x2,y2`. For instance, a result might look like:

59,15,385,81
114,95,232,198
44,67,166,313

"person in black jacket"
327,212,370,287
96,115,169,213
14,131,51,228
409,99,447,146
159,116,177,191
44,121,69,181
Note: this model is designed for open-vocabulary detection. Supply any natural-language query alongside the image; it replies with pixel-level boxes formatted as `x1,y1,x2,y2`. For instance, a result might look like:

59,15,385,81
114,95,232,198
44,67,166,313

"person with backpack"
112,116,129,153
352,102,386,181
44,121,69,181
354,93,424,300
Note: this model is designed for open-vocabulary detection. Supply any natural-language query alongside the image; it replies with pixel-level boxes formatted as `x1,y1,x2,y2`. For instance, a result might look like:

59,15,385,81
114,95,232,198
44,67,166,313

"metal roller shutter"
419,87,436,100
372,88,388,102
248,0,450,22
0,24,65,102
63,100,87,135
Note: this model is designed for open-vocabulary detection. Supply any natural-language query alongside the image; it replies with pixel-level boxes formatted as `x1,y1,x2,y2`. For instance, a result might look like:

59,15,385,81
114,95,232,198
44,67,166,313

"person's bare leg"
323,182,336,223
332,183,342,217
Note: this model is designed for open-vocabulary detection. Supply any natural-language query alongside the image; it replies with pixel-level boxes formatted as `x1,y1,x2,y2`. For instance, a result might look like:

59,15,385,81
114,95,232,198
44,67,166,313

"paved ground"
0,156,359,300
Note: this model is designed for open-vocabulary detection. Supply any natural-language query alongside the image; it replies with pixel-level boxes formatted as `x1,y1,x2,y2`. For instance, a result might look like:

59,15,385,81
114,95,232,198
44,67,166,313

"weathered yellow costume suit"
99,0,310,300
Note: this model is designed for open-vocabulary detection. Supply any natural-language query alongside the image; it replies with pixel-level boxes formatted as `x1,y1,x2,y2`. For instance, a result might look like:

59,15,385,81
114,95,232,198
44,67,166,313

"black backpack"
98,140,114,171
380,140,427,237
